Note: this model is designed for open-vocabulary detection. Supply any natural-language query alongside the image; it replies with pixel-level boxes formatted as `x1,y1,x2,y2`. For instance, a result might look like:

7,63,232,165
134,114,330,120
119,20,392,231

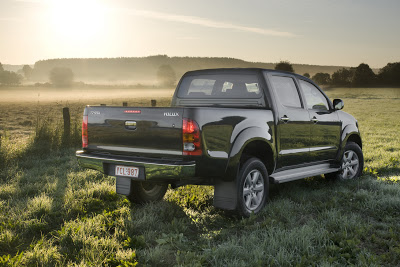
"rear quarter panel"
185,107,275,179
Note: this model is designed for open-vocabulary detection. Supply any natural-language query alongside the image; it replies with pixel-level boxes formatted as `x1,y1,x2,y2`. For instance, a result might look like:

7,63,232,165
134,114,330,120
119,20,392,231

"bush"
378,62,400,86
312,73,331,85
352,63,376,87
157,65,176,87
331,68,354,86
275,61,294,72
0,71,23,85
49,67,74,87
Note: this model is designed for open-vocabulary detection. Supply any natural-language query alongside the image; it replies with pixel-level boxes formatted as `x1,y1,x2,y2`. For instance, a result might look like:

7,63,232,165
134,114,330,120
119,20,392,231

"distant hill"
30,55,350,84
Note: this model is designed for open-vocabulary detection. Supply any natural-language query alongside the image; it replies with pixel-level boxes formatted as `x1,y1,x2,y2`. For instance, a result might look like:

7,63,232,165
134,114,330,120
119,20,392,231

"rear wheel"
128,181,168,204
325,142,364,180
236,158,269,217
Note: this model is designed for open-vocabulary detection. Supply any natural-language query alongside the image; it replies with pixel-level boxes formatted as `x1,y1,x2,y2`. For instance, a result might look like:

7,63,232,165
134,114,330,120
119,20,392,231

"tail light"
182,118,202,156
82,115,88,148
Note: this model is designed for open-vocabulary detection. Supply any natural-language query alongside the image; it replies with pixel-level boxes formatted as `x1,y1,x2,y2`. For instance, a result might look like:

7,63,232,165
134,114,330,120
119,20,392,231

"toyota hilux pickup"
76,68,363,217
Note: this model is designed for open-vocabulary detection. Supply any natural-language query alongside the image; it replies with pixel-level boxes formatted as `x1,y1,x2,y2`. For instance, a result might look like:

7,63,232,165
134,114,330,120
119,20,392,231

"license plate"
115,165,139,178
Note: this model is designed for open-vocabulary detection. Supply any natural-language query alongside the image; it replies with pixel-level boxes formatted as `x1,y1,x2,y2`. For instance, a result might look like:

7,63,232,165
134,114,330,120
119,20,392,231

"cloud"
133,10,297,38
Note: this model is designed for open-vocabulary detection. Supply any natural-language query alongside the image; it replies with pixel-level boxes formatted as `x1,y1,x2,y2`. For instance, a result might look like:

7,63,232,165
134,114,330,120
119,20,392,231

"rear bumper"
76,150,196,181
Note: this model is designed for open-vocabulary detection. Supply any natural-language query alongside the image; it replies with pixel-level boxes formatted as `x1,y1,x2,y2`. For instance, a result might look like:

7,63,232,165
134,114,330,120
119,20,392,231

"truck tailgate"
86,106,183,158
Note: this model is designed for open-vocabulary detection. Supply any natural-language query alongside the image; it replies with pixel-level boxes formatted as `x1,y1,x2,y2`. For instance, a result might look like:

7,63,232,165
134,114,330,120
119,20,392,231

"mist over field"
0,87,174,103
4,55,351,85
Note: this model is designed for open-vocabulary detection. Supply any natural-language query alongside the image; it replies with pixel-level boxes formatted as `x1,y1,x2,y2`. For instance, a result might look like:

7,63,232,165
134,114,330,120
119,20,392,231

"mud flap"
213,180,238,210
116,176,131,196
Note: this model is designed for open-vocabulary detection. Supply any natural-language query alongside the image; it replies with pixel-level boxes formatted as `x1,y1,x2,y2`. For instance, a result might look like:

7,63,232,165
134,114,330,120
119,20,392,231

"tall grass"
0,113,80,170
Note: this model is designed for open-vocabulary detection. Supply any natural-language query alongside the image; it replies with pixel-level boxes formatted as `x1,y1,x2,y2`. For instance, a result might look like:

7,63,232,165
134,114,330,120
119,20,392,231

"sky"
0,0,399,68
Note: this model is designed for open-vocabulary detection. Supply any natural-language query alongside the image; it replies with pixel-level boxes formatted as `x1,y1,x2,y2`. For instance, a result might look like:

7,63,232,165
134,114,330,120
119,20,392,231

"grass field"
0,87,399,266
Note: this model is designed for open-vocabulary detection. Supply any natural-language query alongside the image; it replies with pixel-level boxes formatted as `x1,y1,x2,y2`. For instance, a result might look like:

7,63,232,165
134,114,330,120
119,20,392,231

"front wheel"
325,142,364,180
236,158,269,217
128,181,168,204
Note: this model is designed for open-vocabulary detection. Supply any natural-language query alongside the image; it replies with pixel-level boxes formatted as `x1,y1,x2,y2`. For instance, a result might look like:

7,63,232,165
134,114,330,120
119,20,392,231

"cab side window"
300,80,329,111
270,76,302,108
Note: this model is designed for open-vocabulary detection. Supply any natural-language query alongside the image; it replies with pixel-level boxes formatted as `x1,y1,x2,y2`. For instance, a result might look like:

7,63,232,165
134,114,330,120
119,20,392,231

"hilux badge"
164,112,179,117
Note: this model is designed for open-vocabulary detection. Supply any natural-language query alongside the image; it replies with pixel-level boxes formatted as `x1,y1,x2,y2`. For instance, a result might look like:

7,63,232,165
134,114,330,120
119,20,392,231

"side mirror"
333,99,344,110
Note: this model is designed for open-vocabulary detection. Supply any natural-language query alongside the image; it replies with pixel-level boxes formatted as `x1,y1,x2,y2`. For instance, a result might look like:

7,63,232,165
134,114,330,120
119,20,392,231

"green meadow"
0,87,399,266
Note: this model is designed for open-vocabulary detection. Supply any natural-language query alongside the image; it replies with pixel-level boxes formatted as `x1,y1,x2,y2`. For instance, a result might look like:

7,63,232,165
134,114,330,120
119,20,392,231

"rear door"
298,80,341,162
268,75,312,168
86,106,183,158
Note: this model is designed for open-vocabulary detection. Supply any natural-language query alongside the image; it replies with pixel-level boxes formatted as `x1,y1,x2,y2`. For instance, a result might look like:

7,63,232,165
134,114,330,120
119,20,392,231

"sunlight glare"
50,0,107,42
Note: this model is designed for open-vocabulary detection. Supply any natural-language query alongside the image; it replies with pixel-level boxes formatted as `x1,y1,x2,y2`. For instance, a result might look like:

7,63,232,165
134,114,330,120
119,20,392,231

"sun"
50,0,107,42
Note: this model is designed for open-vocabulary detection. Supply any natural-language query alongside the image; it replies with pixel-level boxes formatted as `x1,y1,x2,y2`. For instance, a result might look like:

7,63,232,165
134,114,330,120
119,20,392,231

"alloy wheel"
340,150,360,179
243,170,264,211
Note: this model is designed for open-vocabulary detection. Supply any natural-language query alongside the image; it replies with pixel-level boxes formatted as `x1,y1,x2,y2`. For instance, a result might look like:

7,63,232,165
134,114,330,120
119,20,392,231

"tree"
275,61,294,72
22,65,33,80
0,62,3,72
0,71,23,85
49,67,74,87
303,73,310,78
378,62,400,86
331,68,354,86
312,73,331,85
157,65,176,87
352,63,376,87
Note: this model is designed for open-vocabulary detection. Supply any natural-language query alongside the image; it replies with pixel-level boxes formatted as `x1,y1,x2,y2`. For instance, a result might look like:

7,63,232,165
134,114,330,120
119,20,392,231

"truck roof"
183,68,308,80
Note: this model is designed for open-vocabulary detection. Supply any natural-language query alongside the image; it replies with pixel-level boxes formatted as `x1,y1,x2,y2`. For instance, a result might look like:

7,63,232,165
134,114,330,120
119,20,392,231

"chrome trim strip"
77,153,194,167
279,148,309,155
279,146,336,155
309,146,336,152
94,145,182,156
207,150,228,159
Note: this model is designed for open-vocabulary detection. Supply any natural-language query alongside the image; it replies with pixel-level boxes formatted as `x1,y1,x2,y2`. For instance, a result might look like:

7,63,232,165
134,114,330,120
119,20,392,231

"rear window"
177,74,262,99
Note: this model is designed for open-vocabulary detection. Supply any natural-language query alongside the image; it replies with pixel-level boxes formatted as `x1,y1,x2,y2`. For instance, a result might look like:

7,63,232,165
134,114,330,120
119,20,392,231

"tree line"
26,56,343,82
0,60,177,87
297,62,400,87
1,58,399,87
38,65,176,87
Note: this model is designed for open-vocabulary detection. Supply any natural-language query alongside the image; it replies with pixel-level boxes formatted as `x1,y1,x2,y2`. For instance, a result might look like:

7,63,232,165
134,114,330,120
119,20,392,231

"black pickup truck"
76,68,363,217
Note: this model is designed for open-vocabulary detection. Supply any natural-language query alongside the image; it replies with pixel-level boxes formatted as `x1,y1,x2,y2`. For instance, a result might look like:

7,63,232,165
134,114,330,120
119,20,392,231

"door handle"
311,116,318,123
280,116,290,123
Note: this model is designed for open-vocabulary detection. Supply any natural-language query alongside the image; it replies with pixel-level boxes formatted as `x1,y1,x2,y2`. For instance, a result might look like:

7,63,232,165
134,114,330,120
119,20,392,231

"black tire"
325,142,364,180
236,158,269,217
127,181,168,204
